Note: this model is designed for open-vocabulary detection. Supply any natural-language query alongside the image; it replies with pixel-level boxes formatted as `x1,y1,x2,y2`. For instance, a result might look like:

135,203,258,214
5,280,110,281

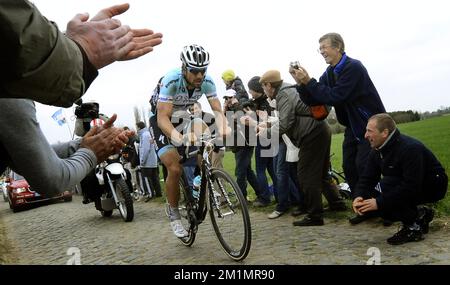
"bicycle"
328,153,351,200
175,133,252,261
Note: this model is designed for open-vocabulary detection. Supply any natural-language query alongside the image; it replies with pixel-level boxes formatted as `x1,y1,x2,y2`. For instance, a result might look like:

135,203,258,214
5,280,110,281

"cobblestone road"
1,195,449,265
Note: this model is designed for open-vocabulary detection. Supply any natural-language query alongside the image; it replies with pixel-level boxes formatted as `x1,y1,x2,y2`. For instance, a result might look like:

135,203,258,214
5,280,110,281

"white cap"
223,89,236,99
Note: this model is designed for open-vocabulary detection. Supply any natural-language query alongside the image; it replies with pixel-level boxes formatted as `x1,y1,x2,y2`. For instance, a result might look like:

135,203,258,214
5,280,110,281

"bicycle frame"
177,127,252,261
182,136,218,227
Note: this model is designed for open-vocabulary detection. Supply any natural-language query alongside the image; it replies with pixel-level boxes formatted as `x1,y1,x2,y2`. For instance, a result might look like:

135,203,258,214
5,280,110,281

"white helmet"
180,44,210,68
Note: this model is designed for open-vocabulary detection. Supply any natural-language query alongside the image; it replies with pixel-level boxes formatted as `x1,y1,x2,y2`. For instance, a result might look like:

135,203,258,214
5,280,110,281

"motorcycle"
97,154,134,220
75,100,134,222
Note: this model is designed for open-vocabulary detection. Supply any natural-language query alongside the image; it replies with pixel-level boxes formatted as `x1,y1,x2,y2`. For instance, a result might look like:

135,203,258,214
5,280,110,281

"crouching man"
353,113,448,245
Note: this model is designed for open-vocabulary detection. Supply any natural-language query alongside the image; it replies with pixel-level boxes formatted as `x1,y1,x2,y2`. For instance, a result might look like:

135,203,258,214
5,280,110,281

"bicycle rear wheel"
177,172,196,246
208,168,251,261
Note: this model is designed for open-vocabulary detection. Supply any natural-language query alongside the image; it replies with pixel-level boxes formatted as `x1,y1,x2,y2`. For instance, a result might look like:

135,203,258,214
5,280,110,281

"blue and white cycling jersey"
158,68,218,113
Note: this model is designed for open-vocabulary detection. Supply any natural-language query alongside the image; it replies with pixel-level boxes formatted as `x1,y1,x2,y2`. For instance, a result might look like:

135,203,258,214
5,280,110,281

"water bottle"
192,175,201,199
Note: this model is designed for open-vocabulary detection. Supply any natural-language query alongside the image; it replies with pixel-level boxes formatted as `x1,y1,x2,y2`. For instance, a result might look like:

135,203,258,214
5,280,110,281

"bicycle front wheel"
208,168,251,261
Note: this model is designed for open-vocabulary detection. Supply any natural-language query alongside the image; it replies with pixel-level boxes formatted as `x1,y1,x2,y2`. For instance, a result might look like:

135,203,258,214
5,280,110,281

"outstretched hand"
66,3,163,69
91,3,163,61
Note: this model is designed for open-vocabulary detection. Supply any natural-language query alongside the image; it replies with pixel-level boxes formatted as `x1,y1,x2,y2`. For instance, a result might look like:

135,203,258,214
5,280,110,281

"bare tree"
133,106,141,125
141,106,148,127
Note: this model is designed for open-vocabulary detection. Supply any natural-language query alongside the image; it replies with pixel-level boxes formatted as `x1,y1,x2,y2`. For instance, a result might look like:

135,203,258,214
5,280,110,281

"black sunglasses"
187,67,207,75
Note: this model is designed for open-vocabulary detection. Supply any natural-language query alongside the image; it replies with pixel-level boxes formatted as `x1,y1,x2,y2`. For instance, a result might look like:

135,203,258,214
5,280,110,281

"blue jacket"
137,128,158,168
355,130,447,212
297,54,385,141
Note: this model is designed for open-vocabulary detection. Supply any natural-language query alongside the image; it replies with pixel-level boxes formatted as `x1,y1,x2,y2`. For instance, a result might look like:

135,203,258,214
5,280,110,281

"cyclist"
149,44,229,238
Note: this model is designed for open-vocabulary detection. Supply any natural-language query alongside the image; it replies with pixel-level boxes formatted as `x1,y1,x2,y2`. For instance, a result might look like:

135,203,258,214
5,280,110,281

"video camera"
74,99,100,137
74,99,99,119
241,100,256,112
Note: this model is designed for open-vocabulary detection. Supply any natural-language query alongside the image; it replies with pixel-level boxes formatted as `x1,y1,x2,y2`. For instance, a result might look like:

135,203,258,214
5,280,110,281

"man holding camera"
239,76,277,207
289,33,386,225
259,70,345,225
222,89,261,204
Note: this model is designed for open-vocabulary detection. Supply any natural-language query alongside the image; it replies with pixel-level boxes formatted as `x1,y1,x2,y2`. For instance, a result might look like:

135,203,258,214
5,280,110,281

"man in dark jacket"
289,33,386,207
353,113,448,245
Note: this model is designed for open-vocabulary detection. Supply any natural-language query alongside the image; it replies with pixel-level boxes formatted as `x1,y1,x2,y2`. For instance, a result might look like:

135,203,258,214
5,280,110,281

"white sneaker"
268,210,284,219
170,220,188,238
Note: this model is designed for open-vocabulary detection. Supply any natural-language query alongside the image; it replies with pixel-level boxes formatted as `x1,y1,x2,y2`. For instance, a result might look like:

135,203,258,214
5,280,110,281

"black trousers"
366,174,448,225
297,123,332,219
140,167,162,197
342,130,371,198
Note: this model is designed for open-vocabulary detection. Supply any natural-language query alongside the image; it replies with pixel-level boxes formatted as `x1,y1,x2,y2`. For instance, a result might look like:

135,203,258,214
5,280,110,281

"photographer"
289,33,386,223
223,89,261,203
258,70,345,225
0,98,133,197
239,76,276,207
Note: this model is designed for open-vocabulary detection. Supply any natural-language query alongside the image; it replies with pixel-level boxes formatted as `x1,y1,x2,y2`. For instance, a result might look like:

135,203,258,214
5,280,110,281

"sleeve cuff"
72,40,99,91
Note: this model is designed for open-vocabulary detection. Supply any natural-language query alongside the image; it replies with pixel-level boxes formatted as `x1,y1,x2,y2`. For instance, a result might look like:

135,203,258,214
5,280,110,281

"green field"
220,115,450,215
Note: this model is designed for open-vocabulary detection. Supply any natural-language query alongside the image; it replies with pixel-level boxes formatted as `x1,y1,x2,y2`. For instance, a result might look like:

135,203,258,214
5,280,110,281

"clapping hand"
66,3,163,69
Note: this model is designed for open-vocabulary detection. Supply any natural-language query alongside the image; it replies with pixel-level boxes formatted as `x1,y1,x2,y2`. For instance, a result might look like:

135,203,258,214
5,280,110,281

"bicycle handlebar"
182,134,217,160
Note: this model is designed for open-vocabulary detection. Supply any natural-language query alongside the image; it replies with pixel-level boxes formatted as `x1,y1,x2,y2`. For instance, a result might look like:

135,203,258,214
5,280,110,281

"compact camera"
290,61,301,70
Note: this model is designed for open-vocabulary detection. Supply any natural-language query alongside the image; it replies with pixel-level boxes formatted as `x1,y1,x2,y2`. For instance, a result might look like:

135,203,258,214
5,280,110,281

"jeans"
275,141,302,212
255,143,276,204
234,147,260,199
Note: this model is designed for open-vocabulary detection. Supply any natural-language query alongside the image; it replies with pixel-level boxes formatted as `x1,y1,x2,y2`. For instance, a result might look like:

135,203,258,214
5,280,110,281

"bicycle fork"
207,174,235,218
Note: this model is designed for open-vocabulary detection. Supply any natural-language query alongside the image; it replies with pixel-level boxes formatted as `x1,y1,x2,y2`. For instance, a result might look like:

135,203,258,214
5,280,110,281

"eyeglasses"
317,45,332,54
187,67,207,75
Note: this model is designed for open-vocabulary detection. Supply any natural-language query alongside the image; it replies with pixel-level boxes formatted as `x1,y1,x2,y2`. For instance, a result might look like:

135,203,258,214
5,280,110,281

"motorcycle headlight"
13,187,27,194
108,154,120,160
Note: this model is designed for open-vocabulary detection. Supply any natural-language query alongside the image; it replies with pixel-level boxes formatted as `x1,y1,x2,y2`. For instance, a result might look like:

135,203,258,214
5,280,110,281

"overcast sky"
31,0,450,143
